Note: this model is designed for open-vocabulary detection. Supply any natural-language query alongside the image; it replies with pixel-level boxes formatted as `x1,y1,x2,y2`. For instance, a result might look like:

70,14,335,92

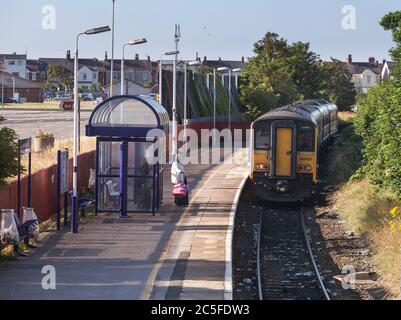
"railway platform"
0,149,248,300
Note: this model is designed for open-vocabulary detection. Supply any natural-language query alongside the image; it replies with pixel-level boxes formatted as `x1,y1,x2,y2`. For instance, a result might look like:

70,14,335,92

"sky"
0,0,400,62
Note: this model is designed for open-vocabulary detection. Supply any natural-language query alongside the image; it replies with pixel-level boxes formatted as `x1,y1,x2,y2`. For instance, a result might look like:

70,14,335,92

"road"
0,109,92,140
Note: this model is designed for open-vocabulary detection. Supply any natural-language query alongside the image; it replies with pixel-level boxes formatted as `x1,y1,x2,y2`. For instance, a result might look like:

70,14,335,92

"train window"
297,124,314,151
254,122,271,149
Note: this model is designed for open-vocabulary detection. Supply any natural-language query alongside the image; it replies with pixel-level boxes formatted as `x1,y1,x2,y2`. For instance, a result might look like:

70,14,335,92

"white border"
224,173,248,300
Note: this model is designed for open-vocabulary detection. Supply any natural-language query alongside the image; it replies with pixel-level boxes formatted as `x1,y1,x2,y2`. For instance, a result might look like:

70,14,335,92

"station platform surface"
0,149,248,300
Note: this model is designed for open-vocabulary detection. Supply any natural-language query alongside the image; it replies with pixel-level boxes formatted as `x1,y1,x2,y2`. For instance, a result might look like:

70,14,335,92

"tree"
46,64,73,92
239,32,353,118
0,117,19,188
239,33,300,118
380,11,401,81
320,60,356,111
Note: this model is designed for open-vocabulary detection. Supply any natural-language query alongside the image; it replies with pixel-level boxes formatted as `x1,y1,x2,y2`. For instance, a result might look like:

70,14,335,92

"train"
249,99,338,202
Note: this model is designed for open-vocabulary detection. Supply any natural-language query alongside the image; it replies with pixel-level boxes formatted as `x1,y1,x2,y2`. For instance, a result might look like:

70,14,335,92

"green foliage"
47,64,73,91
319,60,357,111
0,118,19,188
240,32,356,119
354,81,401,197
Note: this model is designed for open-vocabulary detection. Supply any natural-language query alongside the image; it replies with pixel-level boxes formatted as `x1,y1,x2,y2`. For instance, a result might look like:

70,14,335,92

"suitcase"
173,183,189,207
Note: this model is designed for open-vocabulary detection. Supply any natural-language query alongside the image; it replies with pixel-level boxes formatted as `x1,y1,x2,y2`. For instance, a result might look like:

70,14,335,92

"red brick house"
1,71,43,102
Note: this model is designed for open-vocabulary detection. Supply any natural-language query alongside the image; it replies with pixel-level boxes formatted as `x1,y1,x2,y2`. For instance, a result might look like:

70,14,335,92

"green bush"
0,118,19,187
354,80,401,197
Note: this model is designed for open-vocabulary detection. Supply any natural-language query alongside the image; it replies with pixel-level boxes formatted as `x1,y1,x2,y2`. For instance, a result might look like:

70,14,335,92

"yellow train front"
249,99,338,202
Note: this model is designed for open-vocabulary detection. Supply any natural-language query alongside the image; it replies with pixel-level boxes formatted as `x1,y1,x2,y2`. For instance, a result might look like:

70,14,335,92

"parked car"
0,97,18,103
54,94,72,101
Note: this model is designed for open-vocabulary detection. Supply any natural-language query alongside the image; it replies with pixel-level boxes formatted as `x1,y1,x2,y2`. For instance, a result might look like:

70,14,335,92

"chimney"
66,50,71,61
218,57,222,61
383,59,387,65
135,53,139,60
196,52,199,61
241,56,245,63
104,51,108,61
203,56,207,62
348,54,352,64
376,60,379,67
147,55,151,62
368,57,375,65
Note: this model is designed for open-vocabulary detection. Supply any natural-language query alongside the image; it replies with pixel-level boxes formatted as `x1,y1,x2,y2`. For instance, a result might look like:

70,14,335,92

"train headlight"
298,165,312,172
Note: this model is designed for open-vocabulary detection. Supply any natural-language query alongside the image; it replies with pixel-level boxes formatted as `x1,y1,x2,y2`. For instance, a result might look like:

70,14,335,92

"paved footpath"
0,149,248,300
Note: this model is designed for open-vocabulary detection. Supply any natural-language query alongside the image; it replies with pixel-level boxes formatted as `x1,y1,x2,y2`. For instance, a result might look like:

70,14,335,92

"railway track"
256,205,331,300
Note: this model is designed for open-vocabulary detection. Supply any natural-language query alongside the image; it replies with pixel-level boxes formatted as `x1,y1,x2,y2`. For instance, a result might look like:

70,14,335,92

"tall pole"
172,56,177,162
1,71,4,109
12,77,15,99
183,62,187,152
110,0,115,97
172,24,180,163
228,69,232,131
213,68,216,144
159,56,163,105
121,44,126,95
72,33,82,234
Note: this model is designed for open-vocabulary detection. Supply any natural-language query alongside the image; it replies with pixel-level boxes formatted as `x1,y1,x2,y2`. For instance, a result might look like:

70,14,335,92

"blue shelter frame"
86,95,169,217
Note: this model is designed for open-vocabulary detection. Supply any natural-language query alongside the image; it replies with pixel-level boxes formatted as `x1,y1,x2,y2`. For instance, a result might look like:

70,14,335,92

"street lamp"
121,38,147,95
110,0,116,97
159,50,179,106
72,25,110,234
183,60,202,152
217,67,232,131
11,77,15,100
232,68,243,88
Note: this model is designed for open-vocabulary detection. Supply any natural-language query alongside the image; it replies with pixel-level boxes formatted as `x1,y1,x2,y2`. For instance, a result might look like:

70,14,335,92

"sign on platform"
19,138,32,155
59,150,69,194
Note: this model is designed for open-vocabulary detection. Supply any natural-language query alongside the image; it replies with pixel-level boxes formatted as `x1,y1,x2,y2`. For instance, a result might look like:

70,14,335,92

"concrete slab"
0,148,248,300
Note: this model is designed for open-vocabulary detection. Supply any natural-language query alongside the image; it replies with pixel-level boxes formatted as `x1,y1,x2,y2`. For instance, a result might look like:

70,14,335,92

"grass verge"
324,113,401,298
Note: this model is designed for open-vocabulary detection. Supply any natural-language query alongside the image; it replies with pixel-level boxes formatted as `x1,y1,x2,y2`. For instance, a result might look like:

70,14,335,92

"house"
381,60,395,81
103,79,153,97
103,52,154,88
0,53,27,79
26,59,44,82
0,71,43,102
345,55,382,95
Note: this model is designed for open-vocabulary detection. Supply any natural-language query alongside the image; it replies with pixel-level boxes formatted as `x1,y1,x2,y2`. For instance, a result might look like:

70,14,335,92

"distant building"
103,79,153,96
345,54,386,95
0,53,27,79
0,71,43,102
381,60,395,81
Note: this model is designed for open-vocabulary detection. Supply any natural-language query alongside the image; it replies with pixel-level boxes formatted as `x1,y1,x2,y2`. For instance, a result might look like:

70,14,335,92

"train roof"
253,99,335,126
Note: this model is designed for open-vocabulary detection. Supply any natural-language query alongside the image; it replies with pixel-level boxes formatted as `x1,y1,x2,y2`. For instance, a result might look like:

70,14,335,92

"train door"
271,121,297,178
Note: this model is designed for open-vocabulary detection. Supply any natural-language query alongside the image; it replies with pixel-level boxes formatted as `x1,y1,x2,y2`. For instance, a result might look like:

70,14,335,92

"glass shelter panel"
127,178,153,212
98,141,121,176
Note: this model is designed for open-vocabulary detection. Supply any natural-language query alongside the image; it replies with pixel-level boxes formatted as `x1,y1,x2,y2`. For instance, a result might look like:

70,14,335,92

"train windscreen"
297,124,314,151
254,122,271,150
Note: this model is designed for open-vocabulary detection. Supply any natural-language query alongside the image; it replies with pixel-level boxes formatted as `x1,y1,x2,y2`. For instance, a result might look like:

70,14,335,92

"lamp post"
183,60,202,152
72,25,110,234
12,77,15,100
217,67,232,131
213,68,217,144
232,68,243,89
1,69,4,109
172,24,181,163
121,38,147,95
159,50,179,106
110,0,116,97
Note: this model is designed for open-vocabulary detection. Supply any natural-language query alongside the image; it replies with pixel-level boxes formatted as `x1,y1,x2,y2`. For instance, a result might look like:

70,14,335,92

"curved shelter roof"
86,95,169,138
